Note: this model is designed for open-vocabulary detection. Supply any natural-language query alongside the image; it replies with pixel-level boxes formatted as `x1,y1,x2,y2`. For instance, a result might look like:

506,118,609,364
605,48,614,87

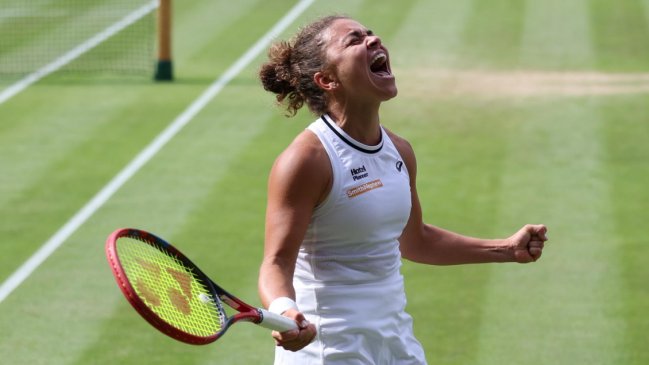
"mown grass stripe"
388,0,474,68
644,0,649,32
459,0,526,68
600,96,649,364
171,0,265,78
518,0,593,70
590,0,649,71
354,0,419,44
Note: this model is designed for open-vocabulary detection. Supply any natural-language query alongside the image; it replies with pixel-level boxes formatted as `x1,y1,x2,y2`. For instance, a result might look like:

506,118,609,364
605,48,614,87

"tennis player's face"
322,19,397,102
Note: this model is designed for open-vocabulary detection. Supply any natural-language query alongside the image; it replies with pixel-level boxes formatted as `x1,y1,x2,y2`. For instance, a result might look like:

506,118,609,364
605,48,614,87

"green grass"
1,0,649,364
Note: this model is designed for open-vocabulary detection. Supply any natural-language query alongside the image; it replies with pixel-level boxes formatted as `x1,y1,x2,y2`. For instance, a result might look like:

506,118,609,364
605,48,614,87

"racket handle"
257,308,299,332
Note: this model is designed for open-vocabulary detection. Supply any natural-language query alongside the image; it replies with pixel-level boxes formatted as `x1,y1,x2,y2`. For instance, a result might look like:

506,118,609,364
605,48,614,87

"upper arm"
262,130,331,270
259,131,331,305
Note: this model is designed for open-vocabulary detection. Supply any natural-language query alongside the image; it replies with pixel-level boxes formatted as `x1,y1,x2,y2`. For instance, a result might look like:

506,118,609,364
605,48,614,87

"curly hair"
259,15,348,117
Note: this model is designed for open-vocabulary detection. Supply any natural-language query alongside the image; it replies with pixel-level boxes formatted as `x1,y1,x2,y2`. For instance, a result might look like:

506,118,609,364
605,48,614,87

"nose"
366,35,382,48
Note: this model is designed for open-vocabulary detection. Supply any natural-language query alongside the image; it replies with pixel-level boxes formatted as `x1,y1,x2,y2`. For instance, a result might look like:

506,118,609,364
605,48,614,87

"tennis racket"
105,228,297,345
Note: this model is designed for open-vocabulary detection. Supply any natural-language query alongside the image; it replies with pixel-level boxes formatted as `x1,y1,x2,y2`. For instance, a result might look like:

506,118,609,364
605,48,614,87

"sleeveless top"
275,115,427,364
294,114,412,286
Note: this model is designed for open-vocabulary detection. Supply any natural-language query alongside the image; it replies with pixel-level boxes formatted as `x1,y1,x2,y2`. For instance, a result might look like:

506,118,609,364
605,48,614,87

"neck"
327,100,382,145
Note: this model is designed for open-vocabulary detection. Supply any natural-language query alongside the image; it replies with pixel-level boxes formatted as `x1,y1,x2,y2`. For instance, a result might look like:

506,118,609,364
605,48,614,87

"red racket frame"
105,228,267,345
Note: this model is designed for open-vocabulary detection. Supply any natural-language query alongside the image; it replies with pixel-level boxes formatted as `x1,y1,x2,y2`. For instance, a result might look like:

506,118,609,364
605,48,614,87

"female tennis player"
257,15,548,364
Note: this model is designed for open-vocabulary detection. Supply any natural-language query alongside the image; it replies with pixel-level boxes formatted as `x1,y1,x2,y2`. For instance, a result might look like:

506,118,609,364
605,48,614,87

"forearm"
258,255,296,308
400,224,515,265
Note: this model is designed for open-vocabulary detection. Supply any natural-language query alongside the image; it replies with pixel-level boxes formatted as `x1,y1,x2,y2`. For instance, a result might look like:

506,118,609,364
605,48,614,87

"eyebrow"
341,28,374,45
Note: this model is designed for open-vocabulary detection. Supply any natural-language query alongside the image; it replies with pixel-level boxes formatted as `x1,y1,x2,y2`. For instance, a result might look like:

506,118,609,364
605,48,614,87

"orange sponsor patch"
346,179,383,198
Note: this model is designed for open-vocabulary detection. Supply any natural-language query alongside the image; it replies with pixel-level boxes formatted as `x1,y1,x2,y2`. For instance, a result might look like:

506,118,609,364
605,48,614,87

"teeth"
371,53,387,66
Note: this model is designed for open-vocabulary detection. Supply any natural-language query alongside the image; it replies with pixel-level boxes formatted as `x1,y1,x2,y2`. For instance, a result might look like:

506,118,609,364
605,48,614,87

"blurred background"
1,0,647,363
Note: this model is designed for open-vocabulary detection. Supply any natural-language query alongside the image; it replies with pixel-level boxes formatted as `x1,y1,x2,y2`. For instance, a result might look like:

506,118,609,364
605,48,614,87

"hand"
508,224,548,263
271,308,317,352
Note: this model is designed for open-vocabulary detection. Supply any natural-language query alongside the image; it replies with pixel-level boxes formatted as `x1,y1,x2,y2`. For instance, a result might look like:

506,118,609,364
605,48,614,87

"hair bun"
259,15,347,117
260,41,295,95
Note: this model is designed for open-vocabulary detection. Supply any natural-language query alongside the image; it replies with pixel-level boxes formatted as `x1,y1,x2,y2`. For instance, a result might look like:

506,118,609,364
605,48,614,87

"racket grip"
257,308,299,332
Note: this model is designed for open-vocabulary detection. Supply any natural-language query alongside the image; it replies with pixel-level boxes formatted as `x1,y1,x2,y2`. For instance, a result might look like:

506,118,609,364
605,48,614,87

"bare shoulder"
384,127,417,173
274,129,329,174
270,129,332,205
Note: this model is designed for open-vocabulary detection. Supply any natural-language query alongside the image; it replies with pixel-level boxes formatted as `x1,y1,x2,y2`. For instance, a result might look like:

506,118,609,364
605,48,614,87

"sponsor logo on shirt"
350,165,369,181
346,179,383,198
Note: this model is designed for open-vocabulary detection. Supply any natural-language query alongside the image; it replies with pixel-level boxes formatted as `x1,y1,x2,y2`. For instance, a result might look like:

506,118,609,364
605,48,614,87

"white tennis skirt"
274,274,427,364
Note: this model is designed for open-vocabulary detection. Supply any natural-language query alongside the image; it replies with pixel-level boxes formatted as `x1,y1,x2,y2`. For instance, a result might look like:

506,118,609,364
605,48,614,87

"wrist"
490,238,516,262
268,296,298,315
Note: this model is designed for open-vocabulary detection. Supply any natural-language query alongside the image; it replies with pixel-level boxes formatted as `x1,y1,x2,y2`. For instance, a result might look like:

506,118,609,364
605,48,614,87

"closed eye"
343,29,374,47
344,31,362,46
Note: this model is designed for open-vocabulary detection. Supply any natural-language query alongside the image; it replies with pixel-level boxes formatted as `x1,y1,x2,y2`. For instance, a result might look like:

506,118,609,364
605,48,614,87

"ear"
314,71,338,91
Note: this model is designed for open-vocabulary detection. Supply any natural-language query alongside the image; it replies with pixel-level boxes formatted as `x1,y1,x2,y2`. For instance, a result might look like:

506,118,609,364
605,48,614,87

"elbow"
399,240,433,264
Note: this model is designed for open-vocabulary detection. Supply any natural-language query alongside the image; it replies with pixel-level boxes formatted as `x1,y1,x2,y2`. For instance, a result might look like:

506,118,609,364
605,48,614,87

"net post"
154,0,173,81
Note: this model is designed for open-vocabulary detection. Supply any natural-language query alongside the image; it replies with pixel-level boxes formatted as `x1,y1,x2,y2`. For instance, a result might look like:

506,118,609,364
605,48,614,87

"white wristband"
268,296,298,315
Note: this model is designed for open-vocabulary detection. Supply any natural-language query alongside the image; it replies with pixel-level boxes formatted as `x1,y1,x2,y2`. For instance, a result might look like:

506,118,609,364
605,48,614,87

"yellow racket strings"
117,237,225,337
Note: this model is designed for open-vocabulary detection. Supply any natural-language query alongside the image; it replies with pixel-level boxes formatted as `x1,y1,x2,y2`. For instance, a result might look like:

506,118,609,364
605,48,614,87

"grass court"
1,0,648,363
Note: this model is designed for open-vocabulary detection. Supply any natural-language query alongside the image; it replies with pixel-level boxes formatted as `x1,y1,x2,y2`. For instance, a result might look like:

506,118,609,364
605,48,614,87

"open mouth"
370,52,391,77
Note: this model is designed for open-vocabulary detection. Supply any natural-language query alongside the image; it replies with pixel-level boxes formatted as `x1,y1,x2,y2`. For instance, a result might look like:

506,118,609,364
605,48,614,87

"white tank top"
294,114,412,286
